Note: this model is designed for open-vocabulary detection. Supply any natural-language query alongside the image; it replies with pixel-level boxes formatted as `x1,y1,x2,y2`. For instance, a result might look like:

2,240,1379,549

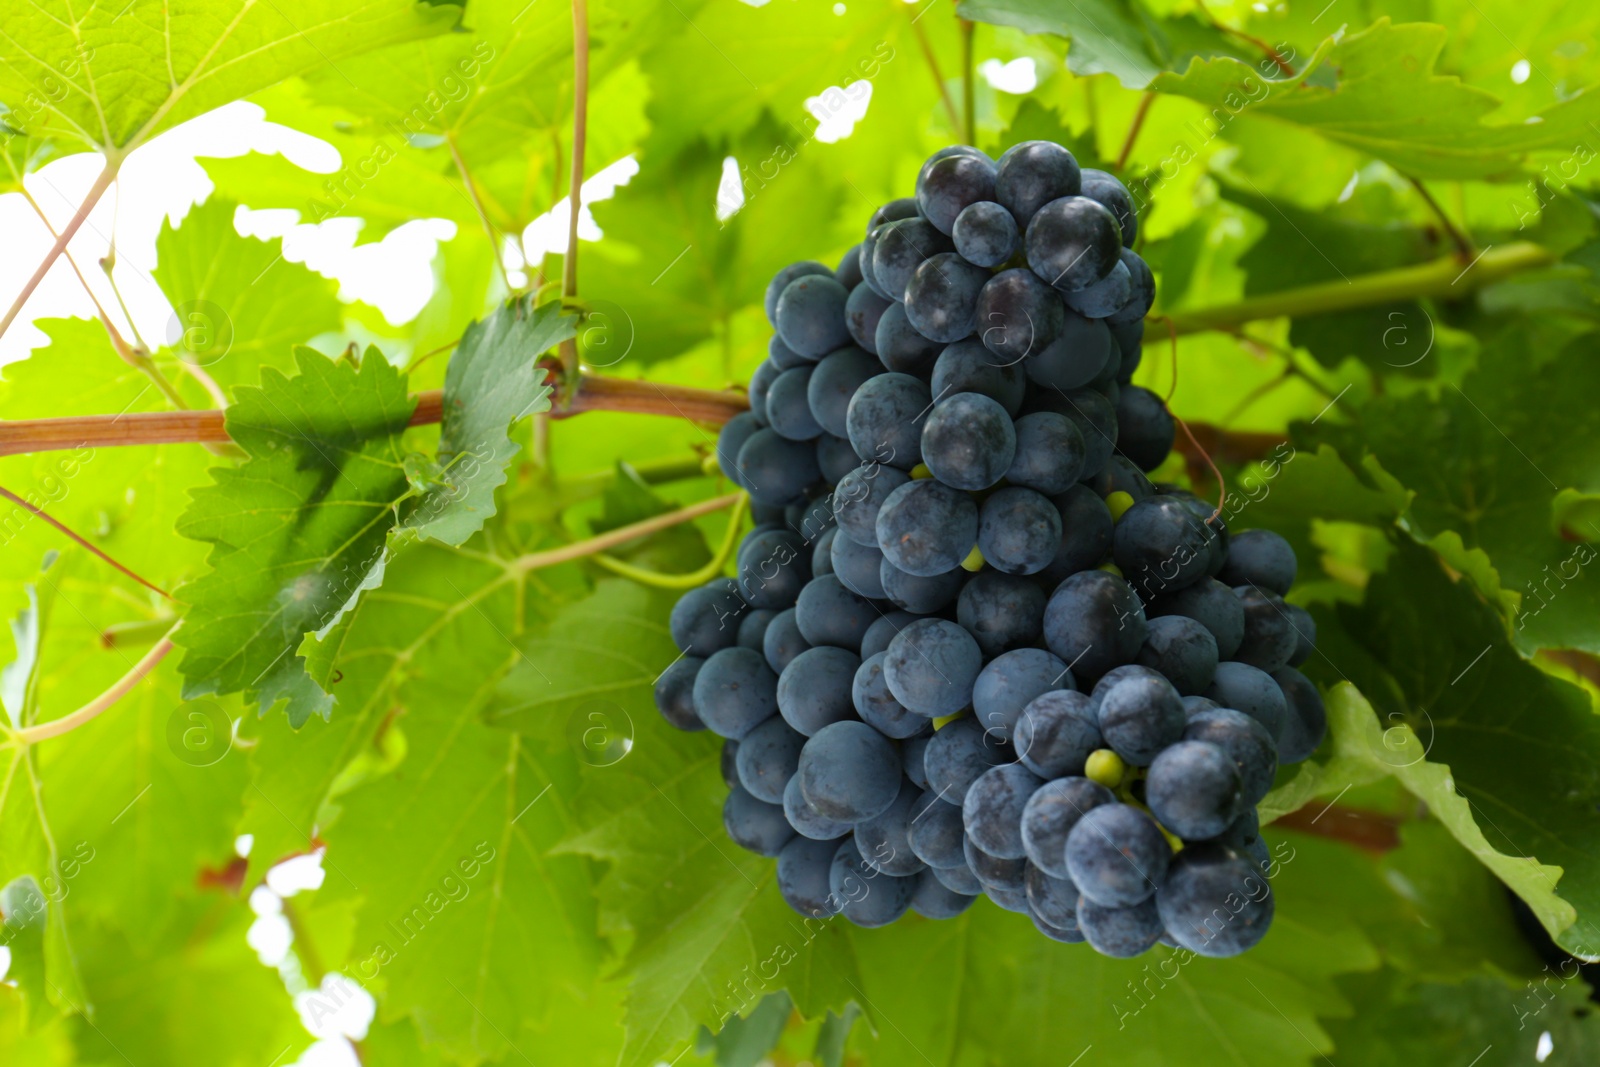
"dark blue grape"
737,527,811,609
794,575,878,650
737,428,821,507
1108,248,1154,325
694,647,779,740
860,610,921,660
905,253,991,342
670,579,746,655
747,360,779,426
972,648,1069,742
872,217,955,302
816,433,859,484
923,717,1007,803
778,646,861,736
876,478,978,577
1156,842,1274,957
766,261,833,325
1114,385,1174,472
964,836,1027,891
962,763,1044,859
855,780,928,876
787,489,835,544
1015,690,1102,779
717,411,761,486
1114,494,1214,600
956,571,1045,656
1065,803,1170,907
854,653,930,739
1205,661,1288,741
724,785,795,856
1062,258,1130,319
911,870,978,918
1006,412,1086,494
829,836,917,928
766,364,822,441
764,607,811,674
995,140,1082,226
1110,318,1143,383
776,274,852,358
799,721,902,822
1284,603,1316,667
1024,861,1080,929
1273,667,1327,764
1020,776,1115,879
859,225,890,299
1233,586,1297,673
833,463,911,545
1042,569,1147,683
807,346,884,439
737,609,776,651
931,858,984,895
654,656,705,731
1185,707,1278,806
831,532,887,599
879,559,964,614
1219,529,1297,595
783,774,853,841
1032,908,1085,943
769,335,810,370
1079,169,1137,245
868,197,921,235
874,301,943,375
1088,664,1164,703
1149,577,1245,660
1078,896,1163,958
1024,308,1113,392
922,392,1017,491
907,792,967,868
847,372,930,469
978,486,1061,575
917,152,998,234
1030,387,1116,477
986,884,1033,913
930,338,1027,415
883,618,983,717
903,732,932,791
973,268,1064,364
952,201,1019,267
1182,695,1221,719
778,835,844,918
1036,485,1114,586
722,738,741,788
1135,614,1219,696
1145,740,1242,840
1025,196,1122,292
1095,672,1185,766
837,244,864,290
846,281,891,354
736,714,806,804
1088,455,1155,505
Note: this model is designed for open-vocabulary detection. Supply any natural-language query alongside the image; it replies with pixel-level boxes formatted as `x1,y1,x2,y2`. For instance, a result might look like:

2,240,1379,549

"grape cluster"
654,141,1326,959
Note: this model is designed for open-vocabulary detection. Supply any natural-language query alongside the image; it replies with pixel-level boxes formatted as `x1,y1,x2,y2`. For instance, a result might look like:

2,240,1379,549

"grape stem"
0,156,121,342
1407,175,1476,260
959,16,976,145
593,492,749,588
510,492,744,573
0,484,173,599
6,625,179,746
909,11,962,133
1116,93,1156,170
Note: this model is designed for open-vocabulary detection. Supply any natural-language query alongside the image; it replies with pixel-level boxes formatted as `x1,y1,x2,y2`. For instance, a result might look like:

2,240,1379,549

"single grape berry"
956,571,1046,656
1015,690,1102,779
853,653,930,739
798,721,902,822
874,302,943,375
917,151,998,234
724,785,795,856
807,346,885,439
654,656,706,731
1156,843,1274,957
876,478,979,577
845,281,893,354
921,392,1017,491
1095,672,1186,766
1042,570,1147,683
972,647,1070,743
765,261,832,325
883,618,983,718
1006,412,1087,494
1025,196,1122,292
872,217,955,302
1144,739,1243,840
1219,529,1298,595
953,200,1019,267
995,140,1083,226
846,372,930,469
904,252,991,343
777,645,860,736
1065,802,1170,907
775,274,852,358
922,717,1007,803
974,268,1065,364
978,486,1062,575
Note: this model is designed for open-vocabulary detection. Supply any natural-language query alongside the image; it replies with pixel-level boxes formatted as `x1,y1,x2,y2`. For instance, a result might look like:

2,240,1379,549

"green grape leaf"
1312,328,1600,655
1152,19,1600,180
956,0,1169,88
1288,538,1600,957
0,0,458,152
287,543,618,1064
173,348,416,726
151,198,343,390
399,301,570,545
